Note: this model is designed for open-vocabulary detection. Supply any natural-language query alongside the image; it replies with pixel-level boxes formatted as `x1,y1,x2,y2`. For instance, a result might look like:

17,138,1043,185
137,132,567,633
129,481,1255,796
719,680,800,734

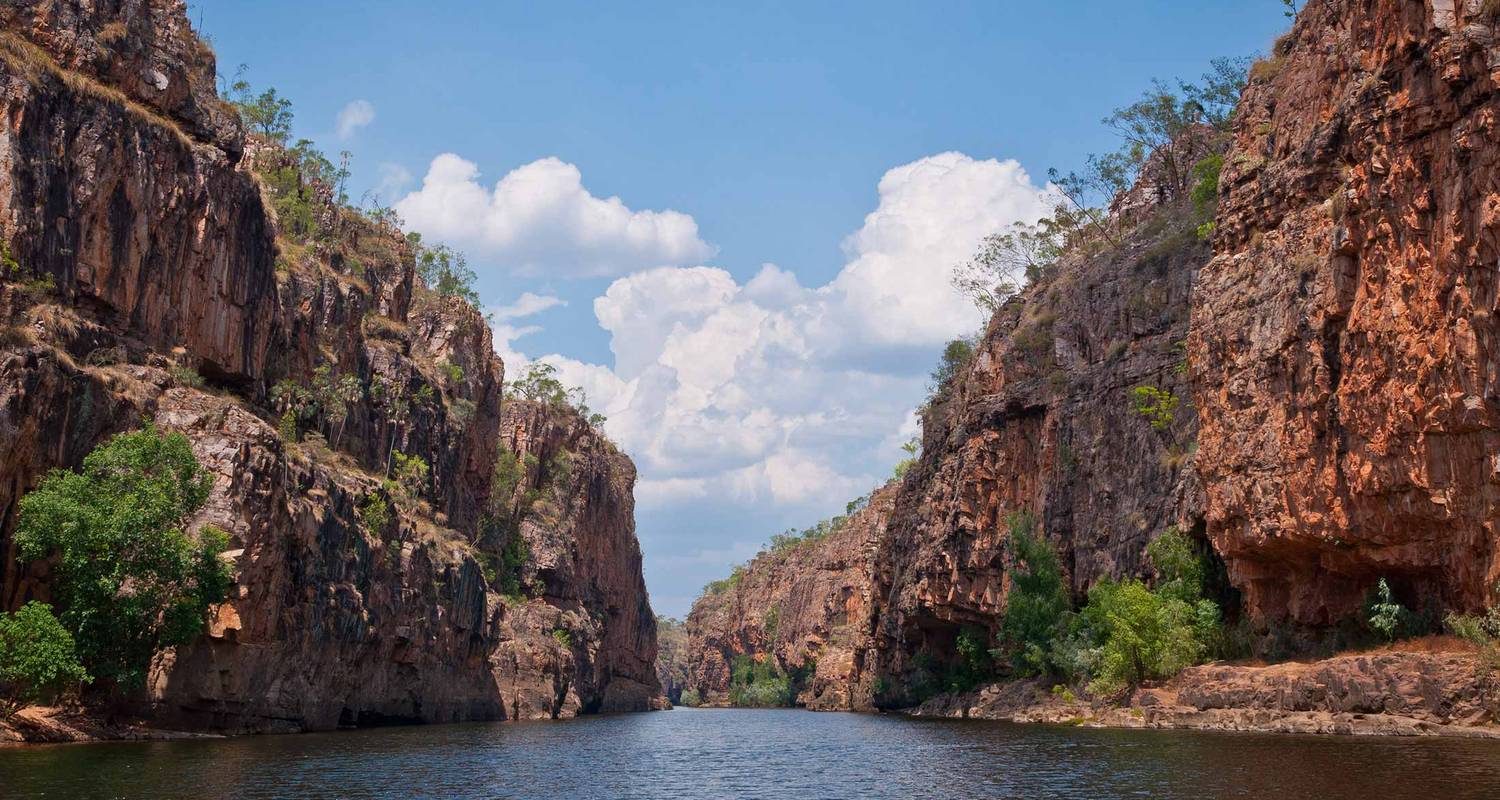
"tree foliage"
0,602,89,716
410,236,480,304
15,427,233,691
997,513,1071,676
952,221,1066,313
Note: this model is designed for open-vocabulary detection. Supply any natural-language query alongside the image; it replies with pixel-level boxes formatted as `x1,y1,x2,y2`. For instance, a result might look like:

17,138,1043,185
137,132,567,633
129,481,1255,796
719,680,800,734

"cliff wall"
1191,0,1500,625
0,0,660,733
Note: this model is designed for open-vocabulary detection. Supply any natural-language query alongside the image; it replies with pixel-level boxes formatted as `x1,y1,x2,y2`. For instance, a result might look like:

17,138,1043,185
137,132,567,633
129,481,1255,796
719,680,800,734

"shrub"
551,628,573,648
702,565,746,597
440,360,464,384
15,427,234,691
0,602,89,716
390,451,430,503
168,364,205,389
727,654,793,707
1082,578,1207,695
930,338,976,391
1131,385,1179,431
997,512,1070,676
678,688,704,707
1365,578,1407,642
411,238,479,304
358,492,391,535
1190,154,1223,216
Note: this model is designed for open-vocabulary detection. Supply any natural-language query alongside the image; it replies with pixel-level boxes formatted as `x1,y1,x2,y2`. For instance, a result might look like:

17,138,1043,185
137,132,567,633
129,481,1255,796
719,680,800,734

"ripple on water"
2,708,1500,799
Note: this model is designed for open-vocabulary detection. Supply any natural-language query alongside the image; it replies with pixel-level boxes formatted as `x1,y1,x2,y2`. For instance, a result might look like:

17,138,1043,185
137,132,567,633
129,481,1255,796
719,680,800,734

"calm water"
2,708,1499,799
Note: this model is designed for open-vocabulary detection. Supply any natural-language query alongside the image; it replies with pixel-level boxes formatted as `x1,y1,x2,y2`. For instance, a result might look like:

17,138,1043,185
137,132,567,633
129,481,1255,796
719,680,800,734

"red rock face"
0,0,662,731
498,400,663,713
1190,0,1500,625
868,213,1207,699
681,484,895,710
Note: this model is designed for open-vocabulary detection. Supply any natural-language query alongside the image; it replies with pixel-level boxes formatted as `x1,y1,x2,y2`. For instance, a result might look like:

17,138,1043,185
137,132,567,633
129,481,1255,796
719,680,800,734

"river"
2,708,1498,799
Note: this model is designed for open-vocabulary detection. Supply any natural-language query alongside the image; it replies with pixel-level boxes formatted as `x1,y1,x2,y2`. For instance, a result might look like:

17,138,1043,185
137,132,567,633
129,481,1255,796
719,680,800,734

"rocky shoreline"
908,645,1500,739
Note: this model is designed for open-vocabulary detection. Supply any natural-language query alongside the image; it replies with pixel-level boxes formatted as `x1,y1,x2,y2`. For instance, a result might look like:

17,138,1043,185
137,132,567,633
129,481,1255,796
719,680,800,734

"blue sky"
192,1,1288,617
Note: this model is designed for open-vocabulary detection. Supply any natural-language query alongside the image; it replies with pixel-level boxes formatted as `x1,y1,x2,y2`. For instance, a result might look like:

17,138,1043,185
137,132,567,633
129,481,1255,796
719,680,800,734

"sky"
190,1,1289,618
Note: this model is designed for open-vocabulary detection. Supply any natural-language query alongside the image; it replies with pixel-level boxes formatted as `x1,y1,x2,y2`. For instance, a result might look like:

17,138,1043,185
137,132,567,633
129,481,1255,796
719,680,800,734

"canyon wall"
681,484,897,710
1191,0,1500,627
0,0,660,732
866,208,1209,702
684,0,1500,710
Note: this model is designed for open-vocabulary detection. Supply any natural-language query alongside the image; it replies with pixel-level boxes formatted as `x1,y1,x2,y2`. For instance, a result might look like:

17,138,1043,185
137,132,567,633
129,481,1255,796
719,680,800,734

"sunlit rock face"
0,0,661,732
682,484,898,711
1191,0,1500,626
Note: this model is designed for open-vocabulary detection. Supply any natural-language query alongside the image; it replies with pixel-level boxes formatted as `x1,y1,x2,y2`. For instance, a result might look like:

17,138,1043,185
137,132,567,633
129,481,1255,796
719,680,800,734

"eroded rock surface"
0,0,661,735
1190,0,1500,625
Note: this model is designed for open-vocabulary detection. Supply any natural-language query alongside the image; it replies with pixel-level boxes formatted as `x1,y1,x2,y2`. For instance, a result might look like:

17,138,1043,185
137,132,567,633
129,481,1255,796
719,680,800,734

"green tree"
997,512,1071,676
930,338,976,392
412,240,479,304
390,451,431,503
15,427,233,691
229,67,293,144
507,362,570,406
952,221,1065,313
0,602,89,716
1132,385,1179,431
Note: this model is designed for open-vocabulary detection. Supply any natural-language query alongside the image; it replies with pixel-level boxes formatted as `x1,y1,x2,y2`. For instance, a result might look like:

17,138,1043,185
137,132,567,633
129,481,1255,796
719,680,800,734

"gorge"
1,0,1500,796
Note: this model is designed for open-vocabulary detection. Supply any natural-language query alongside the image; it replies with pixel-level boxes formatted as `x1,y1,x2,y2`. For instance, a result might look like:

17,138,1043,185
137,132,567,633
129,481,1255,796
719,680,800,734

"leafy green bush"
551,628,573,648
390,451,430,503
1131,385,1179,431
727,654,793,707
930,338,976,392
678,688,704,707
0,602,89,716
16,427,234,691
440,360,465,384
358,492,391,536
411,237,479,304
997,512,1070,676
1365,578,1410,642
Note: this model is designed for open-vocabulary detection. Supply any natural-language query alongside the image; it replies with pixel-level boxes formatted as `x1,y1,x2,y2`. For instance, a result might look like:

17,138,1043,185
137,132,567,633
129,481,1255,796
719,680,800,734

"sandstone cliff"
686,1,1500,721
0,0,660,734
681,484,896,710
1191,0,1500,627
866,208,1209,703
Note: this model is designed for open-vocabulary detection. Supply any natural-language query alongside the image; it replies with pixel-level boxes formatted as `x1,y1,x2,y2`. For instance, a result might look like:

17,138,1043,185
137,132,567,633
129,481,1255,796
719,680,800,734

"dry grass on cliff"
0,33,196,151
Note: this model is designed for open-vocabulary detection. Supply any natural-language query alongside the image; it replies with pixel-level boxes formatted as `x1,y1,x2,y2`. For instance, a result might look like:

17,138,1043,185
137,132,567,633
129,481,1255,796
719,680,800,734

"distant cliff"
0,0,660,735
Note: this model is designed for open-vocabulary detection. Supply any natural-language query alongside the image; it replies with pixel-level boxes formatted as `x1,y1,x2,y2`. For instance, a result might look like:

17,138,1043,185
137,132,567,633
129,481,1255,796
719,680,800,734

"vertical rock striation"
0,0,662,733
1190,0,1500,626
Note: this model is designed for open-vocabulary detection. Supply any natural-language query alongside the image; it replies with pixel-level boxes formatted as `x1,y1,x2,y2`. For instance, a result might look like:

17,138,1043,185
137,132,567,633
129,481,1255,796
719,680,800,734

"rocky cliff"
863,208,1209,702
1191,0,1500,627
684,0,1500,714
0,0,660,734
679,484,894,710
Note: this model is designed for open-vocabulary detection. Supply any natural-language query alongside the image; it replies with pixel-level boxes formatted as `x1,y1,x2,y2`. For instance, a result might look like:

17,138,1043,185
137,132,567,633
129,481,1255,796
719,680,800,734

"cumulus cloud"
395,155,716,277
335,100,376,140
499,152,1053,516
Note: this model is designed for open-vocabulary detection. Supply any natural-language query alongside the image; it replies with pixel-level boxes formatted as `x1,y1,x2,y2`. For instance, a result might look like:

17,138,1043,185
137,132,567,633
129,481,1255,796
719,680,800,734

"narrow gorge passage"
3,1,1500,798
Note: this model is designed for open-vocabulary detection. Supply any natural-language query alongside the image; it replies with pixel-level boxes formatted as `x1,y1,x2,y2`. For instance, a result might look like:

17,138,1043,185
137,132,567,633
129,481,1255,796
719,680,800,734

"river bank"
909,642,1500,738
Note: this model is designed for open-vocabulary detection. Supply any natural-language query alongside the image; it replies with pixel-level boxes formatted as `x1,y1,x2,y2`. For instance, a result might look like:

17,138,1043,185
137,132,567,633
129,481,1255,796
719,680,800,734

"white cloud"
496,152,1053,518
395,155,716,277
493,292,567,320
335,100,376,140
